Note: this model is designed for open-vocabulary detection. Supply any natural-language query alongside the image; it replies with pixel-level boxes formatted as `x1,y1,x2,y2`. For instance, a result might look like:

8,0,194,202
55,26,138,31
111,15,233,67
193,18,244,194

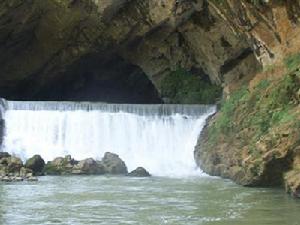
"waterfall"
2,101,215,176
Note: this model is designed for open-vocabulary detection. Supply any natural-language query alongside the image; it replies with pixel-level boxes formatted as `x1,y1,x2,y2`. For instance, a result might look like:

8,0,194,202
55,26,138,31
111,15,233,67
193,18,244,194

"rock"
25,155,45,175
44,155,77,175
128,167,151,177
4,156,23,174
71,158,105,175
1,176,12,182
14,176,23,182
0,152,10,160
20,167,33,178
27,176,38,182
284,170,300,198
51,157,65,166
101,152,128,175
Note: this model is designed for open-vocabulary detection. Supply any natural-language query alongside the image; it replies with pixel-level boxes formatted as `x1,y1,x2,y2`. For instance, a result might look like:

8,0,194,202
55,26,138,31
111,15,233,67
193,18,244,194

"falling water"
2,101,215,176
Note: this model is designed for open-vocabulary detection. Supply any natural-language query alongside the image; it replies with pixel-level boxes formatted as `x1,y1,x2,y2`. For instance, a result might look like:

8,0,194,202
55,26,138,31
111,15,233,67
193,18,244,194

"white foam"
3,102,215,177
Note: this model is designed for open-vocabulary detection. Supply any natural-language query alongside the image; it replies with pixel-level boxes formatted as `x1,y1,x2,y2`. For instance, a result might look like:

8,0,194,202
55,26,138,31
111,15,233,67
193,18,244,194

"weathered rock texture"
0,0,262,103
1,0,300,196
43,153,128,175
25,154,45,175
195,0,300,197
0,152,37,182
0,99,5,147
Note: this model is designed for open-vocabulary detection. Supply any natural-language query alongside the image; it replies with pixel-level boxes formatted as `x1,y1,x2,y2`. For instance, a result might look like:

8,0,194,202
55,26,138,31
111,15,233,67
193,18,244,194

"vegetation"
208,54,300,148
284,53,300,72
160,68,222,104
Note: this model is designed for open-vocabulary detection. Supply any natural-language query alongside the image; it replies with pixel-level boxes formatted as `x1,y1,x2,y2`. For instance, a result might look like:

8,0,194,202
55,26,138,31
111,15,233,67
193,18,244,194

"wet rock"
27,176,38,182
0,156,23,174
1,176,12,182
102,152,128,175
71,158,105,175
128,167,151,177
14,176,24,182
25,155,45,175
44,155,77,175
20,167,33,178
284,170,300,198
0,152,10,160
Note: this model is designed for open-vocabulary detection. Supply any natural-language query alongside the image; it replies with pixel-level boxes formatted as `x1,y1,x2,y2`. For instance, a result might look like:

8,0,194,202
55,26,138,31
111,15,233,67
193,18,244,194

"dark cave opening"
1,54,162,104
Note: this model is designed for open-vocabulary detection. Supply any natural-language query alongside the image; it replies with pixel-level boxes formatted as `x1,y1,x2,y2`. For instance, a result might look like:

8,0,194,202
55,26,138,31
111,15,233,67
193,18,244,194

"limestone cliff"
0,0,259,102
195,0,300,197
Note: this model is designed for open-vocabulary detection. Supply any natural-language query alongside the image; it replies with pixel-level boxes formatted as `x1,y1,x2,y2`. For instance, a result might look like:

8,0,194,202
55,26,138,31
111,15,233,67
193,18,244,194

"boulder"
101,152,128,175
20,167,33,178
0,156,23,174
128,167,151,177
71,158,105,175
27,176,38,182
25,155,45,175
0,152,10,160
43,155,77,175
284,170,300,198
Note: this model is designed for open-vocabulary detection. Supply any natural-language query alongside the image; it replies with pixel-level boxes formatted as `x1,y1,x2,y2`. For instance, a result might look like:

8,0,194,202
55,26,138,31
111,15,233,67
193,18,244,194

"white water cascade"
2,101,215,176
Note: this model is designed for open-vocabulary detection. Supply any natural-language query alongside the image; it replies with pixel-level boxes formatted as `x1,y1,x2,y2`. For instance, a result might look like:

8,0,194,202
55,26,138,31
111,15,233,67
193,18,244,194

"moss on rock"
195,56,300,187
160,68,222,104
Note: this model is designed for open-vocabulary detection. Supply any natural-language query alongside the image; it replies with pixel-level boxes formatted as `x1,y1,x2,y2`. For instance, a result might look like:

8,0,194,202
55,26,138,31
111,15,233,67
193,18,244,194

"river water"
0,101,299,224
0,176,300,225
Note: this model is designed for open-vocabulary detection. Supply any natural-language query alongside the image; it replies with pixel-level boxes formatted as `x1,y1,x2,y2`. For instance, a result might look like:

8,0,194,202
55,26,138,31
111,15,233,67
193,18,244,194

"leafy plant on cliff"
160,68,222,104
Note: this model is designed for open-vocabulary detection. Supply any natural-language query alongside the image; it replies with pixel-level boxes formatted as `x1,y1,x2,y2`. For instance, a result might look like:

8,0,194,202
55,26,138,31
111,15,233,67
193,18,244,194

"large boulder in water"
101,152,128,175
44,155,77,175
25,155,45,175
3,156,23,173
128,167,151,177
72,158,105,175
0,155,23,175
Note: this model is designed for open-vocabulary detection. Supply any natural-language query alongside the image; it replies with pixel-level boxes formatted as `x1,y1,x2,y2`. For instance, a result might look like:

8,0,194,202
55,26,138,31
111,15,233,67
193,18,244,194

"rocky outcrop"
101,152,128,175
25,155,45,175
195,57,300,192
128,167,151,177
193,1,300,198
44,153,128,175
44,155,79,175
71,158,105,175
0,152,37,182
0,0,263,103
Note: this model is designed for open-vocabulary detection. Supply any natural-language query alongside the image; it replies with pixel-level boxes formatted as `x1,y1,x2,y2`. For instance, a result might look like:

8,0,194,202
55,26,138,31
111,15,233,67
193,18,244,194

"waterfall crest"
3,101,215,176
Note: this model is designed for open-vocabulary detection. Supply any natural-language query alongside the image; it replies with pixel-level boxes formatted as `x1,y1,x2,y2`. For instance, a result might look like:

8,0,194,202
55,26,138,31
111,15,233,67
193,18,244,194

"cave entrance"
4,54,162,104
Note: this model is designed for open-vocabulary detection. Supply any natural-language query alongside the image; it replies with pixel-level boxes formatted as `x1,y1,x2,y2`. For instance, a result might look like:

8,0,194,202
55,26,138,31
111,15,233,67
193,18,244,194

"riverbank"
195,54,300,198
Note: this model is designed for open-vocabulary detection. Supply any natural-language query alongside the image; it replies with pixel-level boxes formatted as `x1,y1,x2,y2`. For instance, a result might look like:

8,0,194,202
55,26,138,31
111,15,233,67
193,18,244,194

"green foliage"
160,68,222,104
208,72,300,146
208,86,249,144
284,53,300,72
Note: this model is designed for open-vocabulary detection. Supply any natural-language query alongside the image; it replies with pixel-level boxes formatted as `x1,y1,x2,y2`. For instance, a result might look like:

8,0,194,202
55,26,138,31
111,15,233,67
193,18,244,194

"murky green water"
0,176,299,225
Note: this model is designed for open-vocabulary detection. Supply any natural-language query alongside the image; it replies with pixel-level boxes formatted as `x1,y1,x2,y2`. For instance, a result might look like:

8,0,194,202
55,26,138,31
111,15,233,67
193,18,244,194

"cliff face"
195,0,300,197
0,99,5,147
0,0,259,102
1,0,300,195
